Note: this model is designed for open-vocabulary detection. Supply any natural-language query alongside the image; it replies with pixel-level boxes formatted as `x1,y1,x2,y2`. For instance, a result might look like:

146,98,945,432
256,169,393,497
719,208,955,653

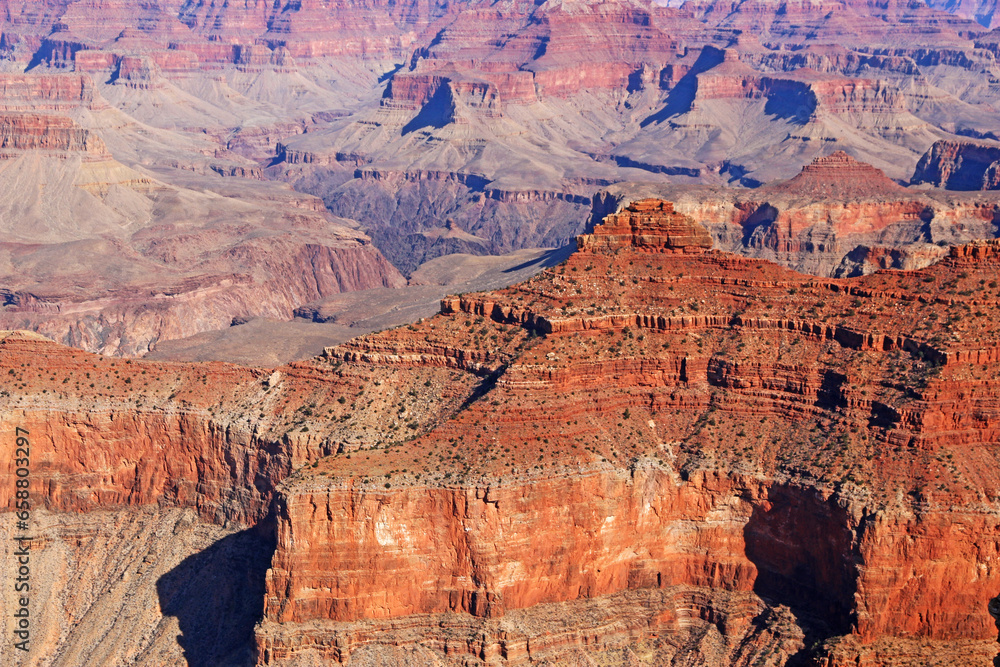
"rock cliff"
7,202,1000,665
0,113,109,158
254,205,1000,665
593,152,1000,278
912,139,1000,190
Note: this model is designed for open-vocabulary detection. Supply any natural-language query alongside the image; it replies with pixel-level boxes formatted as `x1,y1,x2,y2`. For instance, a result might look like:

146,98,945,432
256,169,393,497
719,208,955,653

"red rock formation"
5,204,1000,664
74,49,198,77
691,56,908,124
593,154,1000,277
0,113,108,158
0,333,283,525
0,73,100,111
912,139,1000,190
253,205,1000,665
578,198,714,252
0,241,406,357
771,150,906,199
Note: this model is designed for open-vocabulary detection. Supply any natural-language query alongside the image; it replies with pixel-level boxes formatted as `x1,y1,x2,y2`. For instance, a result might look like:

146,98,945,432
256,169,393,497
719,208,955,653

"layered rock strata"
593,153,1000,278
255,204,1000,665
577,198,713,252
912,139,1000,190
0,113,109,159
5,202,1000,664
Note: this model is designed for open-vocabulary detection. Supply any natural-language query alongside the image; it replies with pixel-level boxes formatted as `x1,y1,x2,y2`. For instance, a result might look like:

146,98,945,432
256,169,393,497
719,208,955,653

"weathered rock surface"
593,152,1000,277
5,204,1000,664
252,207,1000,665
0,168,406,356
924,0,1000,28
0,74,406,357
8,2,1000,659
912,139,1000,190
0,0,999,309
0,113,108,158
578,198,714,253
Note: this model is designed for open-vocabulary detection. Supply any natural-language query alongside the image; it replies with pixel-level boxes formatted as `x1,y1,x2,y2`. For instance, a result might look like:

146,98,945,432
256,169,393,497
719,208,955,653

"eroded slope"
3,202,1000,665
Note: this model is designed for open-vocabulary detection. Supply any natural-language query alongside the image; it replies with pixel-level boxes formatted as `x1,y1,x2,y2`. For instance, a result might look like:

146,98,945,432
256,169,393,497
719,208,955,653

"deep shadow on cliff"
157,522,276,667
744,484,859,666
640,46,726,127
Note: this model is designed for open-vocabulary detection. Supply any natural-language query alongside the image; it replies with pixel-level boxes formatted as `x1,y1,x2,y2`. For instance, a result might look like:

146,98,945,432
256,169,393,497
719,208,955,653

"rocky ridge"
593,152,1000,278
4,201,1000,665
257,202,1000,665
912,139,1000,190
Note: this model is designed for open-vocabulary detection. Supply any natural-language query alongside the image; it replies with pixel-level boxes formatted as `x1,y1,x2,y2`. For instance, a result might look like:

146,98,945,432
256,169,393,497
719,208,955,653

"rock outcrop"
0,73,101,111
912,139,1000,190
593,153,1000,278
0,113,109,158
578,198,714,252
6,202,1000,664
771,150,907,199
254,206,1000,665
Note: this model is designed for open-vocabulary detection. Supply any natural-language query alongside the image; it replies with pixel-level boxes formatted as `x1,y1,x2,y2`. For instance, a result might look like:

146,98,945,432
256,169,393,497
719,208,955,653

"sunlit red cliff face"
3,200,1000,666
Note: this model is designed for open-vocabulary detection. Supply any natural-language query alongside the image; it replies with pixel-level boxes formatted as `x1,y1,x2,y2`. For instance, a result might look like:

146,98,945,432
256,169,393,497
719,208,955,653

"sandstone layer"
593,153,1000,278
255,203,1000,665
0,0,1000,327
912,139,1000,190
4,203,1000,664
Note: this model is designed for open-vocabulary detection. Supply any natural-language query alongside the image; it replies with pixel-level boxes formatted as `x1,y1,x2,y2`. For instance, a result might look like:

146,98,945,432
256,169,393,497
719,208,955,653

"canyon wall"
912,139,1000,190
253,203,1000,665
4,201,1000,664
591,154,1000,278
0,242,406,357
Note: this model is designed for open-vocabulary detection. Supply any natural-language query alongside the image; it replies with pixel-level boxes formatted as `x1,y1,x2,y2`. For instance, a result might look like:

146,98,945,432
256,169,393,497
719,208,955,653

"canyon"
2,202,1000,665
1,2,1000,664
0,0,997,359
594,152,1000,277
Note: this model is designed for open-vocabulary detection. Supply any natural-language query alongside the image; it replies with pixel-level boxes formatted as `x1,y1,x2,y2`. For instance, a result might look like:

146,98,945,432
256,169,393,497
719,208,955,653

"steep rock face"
0,327,479,665
0,73,100,111
0,113,109,158
177,0,449,58
6,207,1000,664
592,154,1000,277
578,198,713,252
912,139,1000,190
0,333,286,525
0,323,479,521
253,207,1000,665
264,470,762,626
0,240,406,357
691,56,909,126
924,0,999,28
258,471,810,665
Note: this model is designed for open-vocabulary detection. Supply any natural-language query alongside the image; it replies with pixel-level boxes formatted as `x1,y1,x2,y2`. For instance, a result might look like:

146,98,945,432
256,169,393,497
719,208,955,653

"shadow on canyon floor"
157,524,276,667
501,244,575,274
